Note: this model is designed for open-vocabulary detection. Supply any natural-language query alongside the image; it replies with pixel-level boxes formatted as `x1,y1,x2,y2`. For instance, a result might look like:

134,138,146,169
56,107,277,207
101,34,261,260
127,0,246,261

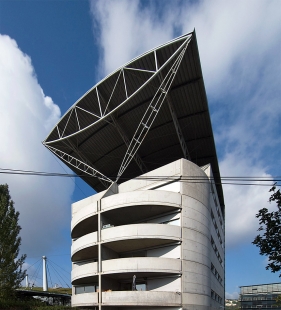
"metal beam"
166,94,191,160
110,114,147,174
64,139,112,188
157,65,191,161
116,39,191,181
45,145,113,187
97,89,147,175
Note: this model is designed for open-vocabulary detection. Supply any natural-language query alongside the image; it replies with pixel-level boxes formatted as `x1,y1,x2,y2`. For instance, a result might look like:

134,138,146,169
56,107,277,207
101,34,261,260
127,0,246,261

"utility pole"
42,256,48,291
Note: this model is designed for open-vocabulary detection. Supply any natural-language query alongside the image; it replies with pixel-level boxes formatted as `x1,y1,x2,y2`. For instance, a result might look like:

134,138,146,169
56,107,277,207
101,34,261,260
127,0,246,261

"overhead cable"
0,168,280,186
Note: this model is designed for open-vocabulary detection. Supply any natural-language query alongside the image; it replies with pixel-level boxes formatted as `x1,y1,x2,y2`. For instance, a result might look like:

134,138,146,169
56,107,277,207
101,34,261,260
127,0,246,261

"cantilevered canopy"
43,31,224,212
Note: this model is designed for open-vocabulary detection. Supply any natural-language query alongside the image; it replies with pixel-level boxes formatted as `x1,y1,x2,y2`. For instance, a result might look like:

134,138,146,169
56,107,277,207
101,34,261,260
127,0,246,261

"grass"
22,287,72,295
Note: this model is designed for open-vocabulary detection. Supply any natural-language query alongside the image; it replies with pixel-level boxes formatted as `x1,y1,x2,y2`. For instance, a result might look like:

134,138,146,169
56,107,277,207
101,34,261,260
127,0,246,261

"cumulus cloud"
220,153,276,247
0,34,74,257
90,0,281,248
90,0,177,76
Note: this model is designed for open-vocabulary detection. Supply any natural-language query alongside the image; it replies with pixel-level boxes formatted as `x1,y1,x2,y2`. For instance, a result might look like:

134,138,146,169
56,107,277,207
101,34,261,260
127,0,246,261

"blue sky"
0,0,280,297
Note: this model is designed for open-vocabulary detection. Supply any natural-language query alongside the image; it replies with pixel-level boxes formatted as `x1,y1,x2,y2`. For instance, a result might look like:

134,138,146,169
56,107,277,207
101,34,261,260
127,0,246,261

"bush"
0,297,75,310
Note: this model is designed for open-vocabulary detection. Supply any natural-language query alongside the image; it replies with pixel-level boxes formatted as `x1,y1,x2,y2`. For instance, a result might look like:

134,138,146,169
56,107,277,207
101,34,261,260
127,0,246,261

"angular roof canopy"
44,31,224,214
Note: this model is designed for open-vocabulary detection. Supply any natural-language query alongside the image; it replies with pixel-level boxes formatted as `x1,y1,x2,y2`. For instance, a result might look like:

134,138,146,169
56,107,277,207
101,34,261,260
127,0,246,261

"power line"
49,151,89,198
27,254,70,258
0,168,280,186
0,168,78,177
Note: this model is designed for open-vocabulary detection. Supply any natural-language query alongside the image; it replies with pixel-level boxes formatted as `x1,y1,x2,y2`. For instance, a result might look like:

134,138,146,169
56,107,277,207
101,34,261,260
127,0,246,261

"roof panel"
43,32,224,213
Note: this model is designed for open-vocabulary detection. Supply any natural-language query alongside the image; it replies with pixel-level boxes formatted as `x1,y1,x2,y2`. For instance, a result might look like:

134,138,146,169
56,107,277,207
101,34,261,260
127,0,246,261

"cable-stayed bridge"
17,256,71,306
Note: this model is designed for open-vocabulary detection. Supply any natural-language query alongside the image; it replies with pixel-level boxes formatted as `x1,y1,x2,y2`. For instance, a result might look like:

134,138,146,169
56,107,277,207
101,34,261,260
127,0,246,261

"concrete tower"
44,31,225,309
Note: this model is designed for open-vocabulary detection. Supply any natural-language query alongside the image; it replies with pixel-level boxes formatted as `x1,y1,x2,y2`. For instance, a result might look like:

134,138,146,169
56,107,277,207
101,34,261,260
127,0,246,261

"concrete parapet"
71,261,98,284
101,223,181,243
101,190,181,212
72,292,98,307
71,202,98,231
102,291,181,306
102,257,181,275
71,232,98,261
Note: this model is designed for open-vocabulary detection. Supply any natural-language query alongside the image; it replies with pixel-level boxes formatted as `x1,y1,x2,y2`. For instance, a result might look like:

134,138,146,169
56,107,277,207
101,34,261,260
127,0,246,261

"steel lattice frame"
45,145,113,187
44,34,192,187
116,38,190,181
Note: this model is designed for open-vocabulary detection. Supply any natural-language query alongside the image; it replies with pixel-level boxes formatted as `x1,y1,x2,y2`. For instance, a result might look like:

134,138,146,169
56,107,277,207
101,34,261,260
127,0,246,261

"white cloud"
220,153,276,247
90,0,281,249
90,0,177,77
225,291,239,299
0,35,74,257
178,0,281,96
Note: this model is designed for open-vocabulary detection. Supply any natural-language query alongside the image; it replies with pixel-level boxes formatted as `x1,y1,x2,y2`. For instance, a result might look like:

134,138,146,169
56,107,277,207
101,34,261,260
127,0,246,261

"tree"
0,184,26,297
252,185,281,276
276,295,281,306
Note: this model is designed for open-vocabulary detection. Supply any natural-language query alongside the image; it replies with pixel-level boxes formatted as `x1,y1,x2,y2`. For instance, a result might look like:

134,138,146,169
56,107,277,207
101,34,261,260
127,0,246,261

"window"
136,283,146,291
75,285,96,294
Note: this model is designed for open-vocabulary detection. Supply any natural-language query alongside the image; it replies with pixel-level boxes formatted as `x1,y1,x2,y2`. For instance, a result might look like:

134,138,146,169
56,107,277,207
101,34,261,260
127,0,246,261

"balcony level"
71,231,98,261
71,190,181,238
72,261,98,285
102,257,181,276
71,223,181,263
72,257,181,285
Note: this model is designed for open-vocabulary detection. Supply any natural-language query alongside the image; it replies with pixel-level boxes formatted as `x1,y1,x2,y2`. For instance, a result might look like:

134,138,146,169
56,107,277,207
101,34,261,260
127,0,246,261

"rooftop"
44,31,224,214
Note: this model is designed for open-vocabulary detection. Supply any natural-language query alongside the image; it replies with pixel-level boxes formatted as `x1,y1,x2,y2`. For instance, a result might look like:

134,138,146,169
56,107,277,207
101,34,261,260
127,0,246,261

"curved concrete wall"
71,203,98,233
72,232,97,257
101,223,181,243
102,257,181,275
71,232,98,261
101,190,181,212
70,159,224,309
71,261,98,283
72,292,98,307
181,160,210,207
182,195,210,236
180,161,212,308
102,291,181,306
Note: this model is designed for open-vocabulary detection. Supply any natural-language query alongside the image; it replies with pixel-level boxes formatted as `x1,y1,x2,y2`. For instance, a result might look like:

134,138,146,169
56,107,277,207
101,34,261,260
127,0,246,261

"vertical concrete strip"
98,199,101,310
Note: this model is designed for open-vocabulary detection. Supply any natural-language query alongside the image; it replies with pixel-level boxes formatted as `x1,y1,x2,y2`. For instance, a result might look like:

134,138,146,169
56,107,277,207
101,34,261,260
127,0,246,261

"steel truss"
110,114,147,174
44,33,192,187
45,145,113,187
116,37,191,181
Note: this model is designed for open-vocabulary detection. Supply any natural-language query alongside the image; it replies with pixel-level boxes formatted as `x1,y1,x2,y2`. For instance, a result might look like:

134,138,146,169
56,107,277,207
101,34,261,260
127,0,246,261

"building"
44,31,225,309
240,283,281,309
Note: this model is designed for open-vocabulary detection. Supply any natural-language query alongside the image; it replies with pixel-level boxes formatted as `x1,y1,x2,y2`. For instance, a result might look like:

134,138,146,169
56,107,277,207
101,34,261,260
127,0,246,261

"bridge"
16,288,71,306
17,256,71,306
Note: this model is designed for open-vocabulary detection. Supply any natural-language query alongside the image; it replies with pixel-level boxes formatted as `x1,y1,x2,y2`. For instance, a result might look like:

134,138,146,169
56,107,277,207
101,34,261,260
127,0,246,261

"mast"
42,256,48,291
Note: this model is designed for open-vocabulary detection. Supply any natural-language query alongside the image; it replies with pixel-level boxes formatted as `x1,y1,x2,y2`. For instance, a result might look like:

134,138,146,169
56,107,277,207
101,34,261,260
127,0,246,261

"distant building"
225,299,238,307
44,31,225,309
240,283,281,309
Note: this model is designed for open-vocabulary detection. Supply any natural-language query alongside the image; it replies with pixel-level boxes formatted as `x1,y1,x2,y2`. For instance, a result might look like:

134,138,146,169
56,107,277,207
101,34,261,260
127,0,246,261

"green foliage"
0,297,75,309
252,185,281,276
24,287,72,295
276,295,281,306
0,184,26,297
